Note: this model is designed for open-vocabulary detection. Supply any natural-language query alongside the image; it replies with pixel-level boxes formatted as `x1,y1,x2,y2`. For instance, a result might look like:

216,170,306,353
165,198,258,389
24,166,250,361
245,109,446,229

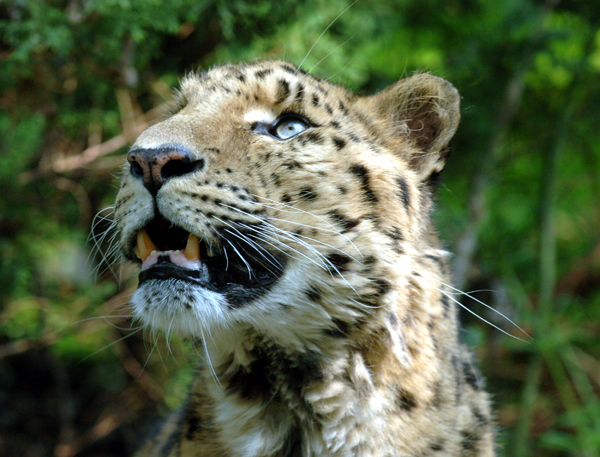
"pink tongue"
141,251,202,271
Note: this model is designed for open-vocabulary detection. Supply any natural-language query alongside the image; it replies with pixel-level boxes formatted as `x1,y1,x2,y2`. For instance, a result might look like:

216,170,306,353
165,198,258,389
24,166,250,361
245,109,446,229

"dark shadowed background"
1,0,600,455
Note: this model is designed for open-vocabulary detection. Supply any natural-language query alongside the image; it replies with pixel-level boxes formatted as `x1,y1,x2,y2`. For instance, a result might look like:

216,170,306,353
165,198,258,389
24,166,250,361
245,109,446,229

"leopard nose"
127,145,205,195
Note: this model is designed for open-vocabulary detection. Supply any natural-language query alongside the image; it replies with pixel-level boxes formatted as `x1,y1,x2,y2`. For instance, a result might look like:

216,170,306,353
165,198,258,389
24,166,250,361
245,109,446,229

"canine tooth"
134,246,140,259
185,234,200,260
136,229,158,262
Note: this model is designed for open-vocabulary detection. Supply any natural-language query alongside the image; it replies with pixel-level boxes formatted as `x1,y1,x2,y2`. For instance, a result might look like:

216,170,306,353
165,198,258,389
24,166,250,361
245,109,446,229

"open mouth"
132,216,284,299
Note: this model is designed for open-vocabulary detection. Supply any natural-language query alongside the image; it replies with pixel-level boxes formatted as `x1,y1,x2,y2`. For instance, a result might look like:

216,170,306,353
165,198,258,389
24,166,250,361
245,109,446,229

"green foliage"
1,0,600,455
0,113,45,179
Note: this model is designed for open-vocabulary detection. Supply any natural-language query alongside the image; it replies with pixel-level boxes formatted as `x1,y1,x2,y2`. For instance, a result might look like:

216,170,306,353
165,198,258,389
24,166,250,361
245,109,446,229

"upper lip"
132,215,191,257
129,216,285,290
135,228,201,264
130,216,219,272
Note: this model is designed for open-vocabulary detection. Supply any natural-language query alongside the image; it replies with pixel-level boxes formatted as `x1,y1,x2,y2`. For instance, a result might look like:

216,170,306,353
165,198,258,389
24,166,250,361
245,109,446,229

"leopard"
113,60,495,456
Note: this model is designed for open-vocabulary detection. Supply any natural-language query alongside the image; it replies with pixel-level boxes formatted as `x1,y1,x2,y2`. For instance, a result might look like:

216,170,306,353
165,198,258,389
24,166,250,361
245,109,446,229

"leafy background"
1,0,600,455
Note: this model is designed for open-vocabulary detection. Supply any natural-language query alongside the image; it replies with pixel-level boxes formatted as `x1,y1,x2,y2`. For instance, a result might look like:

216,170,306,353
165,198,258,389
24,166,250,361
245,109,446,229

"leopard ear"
362,74,460,182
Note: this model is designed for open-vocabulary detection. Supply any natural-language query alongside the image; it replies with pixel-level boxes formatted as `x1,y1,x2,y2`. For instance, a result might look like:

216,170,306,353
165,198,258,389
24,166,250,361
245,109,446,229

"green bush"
1,1,600,455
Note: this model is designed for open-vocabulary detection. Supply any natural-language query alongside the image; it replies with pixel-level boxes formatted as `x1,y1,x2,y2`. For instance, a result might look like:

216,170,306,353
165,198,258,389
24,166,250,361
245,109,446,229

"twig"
50,351,76,457
0,288,135,359
53,387,146,457
19,103,166,182
115,328,165,402
50,176,93,228
0,333,59,359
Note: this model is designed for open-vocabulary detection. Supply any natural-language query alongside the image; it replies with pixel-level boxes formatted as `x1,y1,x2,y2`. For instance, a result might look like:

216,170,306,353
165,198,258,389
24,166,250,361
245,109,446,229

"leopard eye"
272,115,309,140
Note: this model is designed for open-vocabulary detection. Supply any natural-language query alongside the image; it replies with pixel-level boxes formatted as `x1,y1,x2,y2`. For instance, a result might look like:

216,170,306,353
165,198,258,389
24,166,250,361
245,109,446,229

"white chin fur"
131,279,227,335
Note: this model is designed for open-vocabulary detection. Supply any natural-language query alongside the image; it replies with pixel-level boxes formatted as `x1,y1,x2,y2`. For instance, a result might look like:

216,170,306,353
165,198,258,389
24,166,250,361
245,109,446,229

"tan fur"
113,61,495,456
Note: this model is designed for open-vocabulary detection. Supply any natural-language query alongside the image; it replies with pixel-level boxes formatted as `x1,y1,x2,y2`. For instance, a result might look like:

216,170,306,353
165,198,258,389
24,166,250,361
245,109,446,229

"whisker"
249,225,361,295
235,219,330,270
325,55,357,83
79,326,144,362
258,223,344,271
435,286,528,343
431,276,532,339
139,340,157,379
295,0,359,73
222,229,282,274
222,238,253,279
198,326,222,390
235,217,361,265
248,230,321,269
154,336,168,371
165,313,179,364
88,208,127,281
206,219,230,270
224,201,362,257
309,32,357,74
212,214,306,270
252,194,354,231
213,217,282,271
349,297,387,310
68,315,140,332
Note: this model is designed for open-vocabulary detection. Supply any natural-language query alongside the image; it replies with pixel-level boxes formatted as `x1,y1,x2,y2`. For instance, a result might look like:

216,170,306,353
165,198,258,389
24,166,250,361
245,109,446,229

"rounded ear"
361,74,460,182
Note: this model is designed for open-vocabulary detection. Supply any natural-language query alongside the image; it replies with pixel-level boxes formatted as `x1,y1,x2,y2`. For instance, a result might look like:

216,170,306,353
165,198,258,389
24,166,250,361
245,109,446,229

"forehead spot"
244,109,276,124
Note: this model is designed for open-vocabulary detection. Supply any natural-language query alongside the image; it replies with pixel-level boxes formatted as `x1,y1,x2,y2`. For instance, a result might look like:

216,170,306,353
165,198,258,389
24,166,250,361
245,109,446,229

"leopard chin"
128,211,290,335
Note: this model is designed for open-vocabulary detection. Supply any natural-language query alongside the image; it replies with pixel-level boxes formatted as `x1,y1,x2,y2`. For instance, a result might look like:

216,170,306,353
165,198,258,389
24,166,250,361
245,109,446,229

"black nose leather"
127,145,205,195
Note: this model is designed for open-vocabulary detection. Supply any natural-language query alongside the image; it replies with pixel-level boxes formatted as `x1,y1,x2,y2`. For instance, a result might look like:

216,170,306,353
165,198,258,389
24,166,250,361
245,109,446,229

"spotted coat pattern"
114,61,495,456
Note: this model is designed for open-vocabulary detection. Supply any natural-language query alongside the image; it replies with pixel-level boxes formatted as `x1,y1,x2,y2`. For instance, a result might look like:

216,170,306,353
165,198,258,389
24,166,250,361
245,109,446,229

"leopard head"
114,61,460,350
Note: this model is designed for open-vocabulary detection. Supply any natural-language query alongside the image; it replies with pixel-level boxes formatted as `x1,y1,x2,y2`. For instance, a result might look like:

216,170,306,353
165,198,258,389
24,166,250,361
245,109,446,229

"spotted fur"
114,61,495,456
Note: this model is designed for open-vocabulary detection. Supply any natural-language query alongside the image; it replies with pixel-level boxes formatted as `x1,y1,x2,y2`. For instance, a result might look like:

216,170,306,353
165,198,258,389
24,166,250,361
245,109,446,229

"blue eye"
273,115,309,140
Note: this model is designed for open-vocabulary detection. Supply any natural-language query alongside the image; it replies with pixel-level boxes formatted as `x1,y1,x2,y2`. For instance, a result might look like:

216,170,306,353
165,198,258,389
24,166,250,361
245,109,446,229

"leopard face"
115,61,497,457
114,61,459,350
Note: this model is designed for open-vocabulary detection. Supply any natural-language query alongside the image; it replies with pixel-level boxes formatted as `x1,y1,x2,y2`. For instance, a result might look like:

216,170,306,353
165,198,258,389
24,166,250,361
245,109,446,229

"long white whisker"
431,276,531,339
236,217,362,265
155,337,168,371
222,229,282,273
79,327,144,362
213,217,282,271
211,216,311,272
222,238,253,279
68,315,140,332
165,312,179,364
436,287,528,343
139,340,157,379
88,207,127,281
309,32,357,74
325,55,357,83
250,225,360,295
223,202,362,259
198,328,222,390
238,219,330,270
258,223,341,269
248,195,362,256
349,297,387,310
295,0,359,73
248,230,321,269
88,206,115,237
